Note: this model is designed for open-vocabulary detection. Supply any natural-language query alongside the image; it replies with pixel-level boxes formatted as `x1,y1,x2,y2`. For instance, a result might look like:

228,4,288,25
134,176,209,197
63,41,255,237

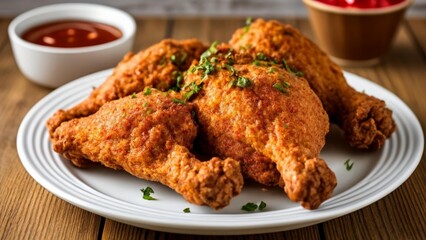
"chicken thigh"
50,89,243,210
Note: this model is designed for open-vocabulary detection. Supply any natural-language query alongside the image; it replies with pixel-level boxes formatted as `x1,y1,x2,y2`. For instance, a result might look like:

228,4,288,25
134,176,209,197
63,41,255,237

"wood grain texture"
101,219,320,240
131,18,169,51
1,17,425,240
407,18,426,58
0,25,102,240
322,21,426,240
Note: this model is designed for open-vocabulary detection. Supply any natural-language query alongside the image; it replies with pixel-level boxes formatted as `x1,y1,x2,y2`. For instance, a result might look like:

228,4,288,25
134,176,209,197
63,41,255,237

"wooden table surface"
1,17,425,240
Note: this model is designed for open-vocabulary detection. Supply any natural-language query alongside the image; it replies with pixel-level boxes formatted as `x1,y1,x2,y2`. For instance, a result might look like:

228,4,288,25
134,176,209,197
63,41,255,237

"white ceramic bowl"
8,3,136,88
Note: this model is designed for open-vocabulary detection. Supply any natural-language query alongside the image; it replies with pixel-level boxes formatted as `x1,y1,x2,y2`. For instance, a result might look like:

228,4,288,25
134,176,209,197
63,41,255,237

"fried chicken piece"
195,135,281,187
50,89,243,210
229,19,396,149
182,46,336,209
47,38,207,136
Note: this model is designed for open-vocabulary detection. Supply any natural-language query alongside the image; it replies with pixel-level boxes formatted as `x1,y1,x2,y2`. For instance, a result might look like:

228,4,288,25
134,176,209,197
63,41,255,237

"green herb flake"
258,201,267,211
282,59,293,73
252,60,261,66
208,41,218,54
194,56,216,81
241,202,258,212
225,49,234,63
183,207,191,213
180,51,188,65
140,186,157,200
243,17,252,33
344,159,354,171
189,66,197,73
236,76,253,88
159,56,167,65
256,52,268,61
170,51,188,67
183,82,203,101
131,92,137,99
267,67,276,73
224,64,236,76
273,82,288,94
282,58,303,77
143,87,152,96
170,54,177,63
170,71,184,91
172,98,186,105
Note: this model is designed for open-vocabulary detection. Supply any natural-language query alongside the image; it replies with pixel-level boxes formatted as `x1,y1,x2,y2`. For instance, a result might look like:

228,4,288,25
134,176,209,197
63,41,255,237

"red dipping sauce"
316,0,406,8
21,20,122,48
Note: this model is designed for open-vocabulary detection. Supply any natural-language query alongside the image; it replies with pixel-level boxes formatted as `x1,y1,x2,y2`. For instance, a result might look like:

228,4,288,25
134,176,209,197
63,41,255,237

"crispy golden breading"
196,135,281,187
47,39,207,136
182,46,336,209
50,90,243,210
229,19,396,149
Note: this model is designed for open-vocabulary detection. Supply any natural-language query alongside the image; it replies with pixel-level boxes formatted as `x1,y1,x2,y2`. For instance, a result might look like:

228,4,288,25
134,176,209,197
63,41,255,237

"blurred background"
1,0,425,18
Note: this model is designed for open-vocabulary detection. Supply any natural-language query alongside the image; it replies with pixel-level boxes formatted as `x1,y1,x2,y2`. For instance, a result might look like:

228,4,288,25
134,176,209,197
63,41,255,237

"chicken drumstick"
229,19,396,149
47,39,206,136
181,46,336,209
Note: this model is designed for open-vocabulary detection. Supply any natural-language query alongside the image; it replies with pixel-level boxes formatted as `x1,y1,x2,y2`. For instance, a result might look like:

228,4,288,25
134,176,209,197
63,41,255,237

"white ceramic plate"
17,69,423,235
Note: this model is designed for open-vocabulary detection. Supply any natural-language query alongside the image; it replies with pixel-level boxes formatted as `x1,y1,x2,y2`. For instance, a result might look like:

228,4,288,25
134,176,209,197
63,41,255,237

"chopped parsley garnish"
143,87,152,96
241,201,267,212
183,207,191,213
225,49,234,65
146,108,153,114
244,17,252,33
201,41,218,59
229,76,253,89
267,67,276,73
183,82,203,101
252,60,261,66
171,54,177,63
187,41,220,86
241,202,258,212
282,59,292,73
258,201,267,211
140,186,157,200
224,64,236,76
131,92,137,99
236,76,253,88
208,41,218,54
256,52,268,61
282,59,303,77
251,52,275,67
344,159,354,171
170,51,188,67
170,71,184,91
193,55,215,81
159,56,167,65
172,98,186,105
273,82,289,94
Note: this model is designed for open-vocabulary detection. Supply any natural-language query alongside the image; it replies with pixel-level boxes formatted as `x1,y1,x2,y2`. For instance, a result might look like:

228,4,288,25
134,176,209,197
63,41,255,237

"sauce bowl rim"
302,0,413,15
8,3,136,54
